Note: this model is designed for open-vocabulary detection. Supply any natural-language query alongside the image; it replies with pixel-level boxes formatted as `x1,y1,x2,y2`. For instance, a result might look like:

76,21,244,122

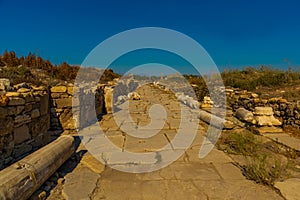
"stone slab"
62,165,100,200
275,178,300,200
263,133,300,151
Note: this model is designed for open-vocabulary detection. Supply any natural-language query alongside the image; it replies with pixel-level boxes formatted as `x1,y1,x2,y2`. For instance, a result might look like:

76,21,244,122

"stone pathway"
47,84,283,200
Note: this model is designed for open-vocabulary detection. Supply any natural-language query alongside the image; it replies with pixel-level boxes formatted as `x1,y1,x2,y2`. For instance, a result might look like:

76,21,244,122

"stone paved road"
47,84,283,200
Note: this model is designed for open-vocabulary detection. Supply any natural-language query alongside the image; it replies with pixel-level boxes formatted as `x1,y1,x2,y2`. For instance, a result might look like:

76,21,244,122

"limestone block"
255,115,282,126
55,98,72,108
59,109,76,130
16,106,24,115
0,78,11,91
31,109,40,119
0,107,8,118
24,103,33,112
251,93,259,98
23,92,35,103
50,92,61,99
254,107,274,116
0,117,13,136
39,94,49,116
14,114,31,127
50,86,67,93
278,98,288,103
297,100,300,109
8,97,25,106
0,134,14,158
32,86,46,91
34,97,40,102
17,88,31,93
14,124,30,145
128,92,141,100
30,116,50,137
67,86,73,95
5,92,21,97
104,87,113,114
7,107,16,115
0,94,9,106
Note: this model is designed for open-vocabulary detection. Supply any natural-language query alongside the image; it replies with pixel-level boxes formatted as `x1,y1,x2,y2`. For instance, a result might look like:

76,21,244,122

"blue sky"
0,0,300,74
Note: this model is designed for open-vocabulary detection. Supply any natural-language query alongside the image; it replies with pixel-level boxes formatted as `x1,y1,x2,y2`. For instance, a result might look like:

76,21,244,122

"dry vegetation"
0,51,119,85
216,129,300,186
184,66,300,102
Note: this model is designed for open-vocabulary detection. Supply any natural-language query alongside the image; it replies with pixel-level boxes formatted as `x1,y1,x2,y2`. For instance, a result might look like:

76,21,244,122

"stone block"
40,94,49,115
59,109,76,130
34,96,40,102
8,97,25,106
55,98,72,108
23,92,35,103
254,107,274,116
0,94,9,106
17,88,31,93
24,103,33,112
5,92,21,97
31,109,40,119
0,107,8,118
50,92,61,99
0,78,11,91
14,124,30,144
67,86,73,95
13,143,32,158
0,133,14,157
0,117,13,136
254,115,282,126
7,107,16,115
32,86,46,91
30,116,50,137
51,86,67,93
16,106,24,115
14,114,31,127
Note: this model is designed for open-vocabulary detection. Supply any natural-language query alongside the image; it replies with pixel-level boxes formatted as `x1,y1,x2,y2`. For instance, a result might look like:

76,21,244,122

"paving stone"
275,178,300,200
263,133,300,151
62,165,100,200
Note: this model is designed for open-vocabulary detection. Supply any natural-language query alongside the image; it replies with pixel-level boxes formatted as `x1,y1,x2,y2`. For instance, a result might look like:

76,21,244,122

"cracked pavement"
47,84,283,200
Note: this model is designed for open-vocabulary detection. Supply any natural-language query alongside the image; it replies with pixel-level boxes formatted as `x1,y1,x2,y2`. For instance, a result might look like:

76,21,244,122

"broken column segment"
235,108,255,124
198,110,235,129
0,135,74,200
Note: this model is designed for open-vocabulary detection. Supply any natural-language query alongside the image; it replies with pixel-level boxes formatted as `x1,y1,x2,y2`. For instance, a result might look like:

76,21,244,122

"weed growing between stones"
218,130,286,186
244,154,283,186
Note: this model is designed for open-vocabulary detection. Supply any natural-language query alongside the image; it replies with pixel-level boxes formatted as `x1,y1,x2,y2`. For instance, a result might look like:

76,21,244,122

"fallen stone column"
235,108,255,123
199,110,234,129
0,135,75,200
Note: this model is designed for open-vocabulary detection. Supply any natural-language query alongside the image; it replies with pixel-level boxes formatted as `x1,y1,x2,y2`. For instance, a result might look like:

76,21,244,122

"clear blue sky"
1,0,300,74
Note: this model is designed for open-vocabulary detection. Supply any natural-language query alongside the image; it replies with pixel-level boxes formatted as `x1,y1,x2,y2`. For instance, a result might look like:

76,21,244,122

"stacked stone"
50,84,106,134
253,107,283,133
227,87,300,130
201,96,214,108
0,81,50,170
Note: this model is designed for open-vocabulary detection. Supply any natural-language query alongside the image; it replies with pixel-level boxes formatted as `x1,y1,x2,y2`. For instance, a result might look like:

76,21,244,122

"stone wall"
227,88,300,129
49,84,106,135
0,84,50,169
0,80,107,170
